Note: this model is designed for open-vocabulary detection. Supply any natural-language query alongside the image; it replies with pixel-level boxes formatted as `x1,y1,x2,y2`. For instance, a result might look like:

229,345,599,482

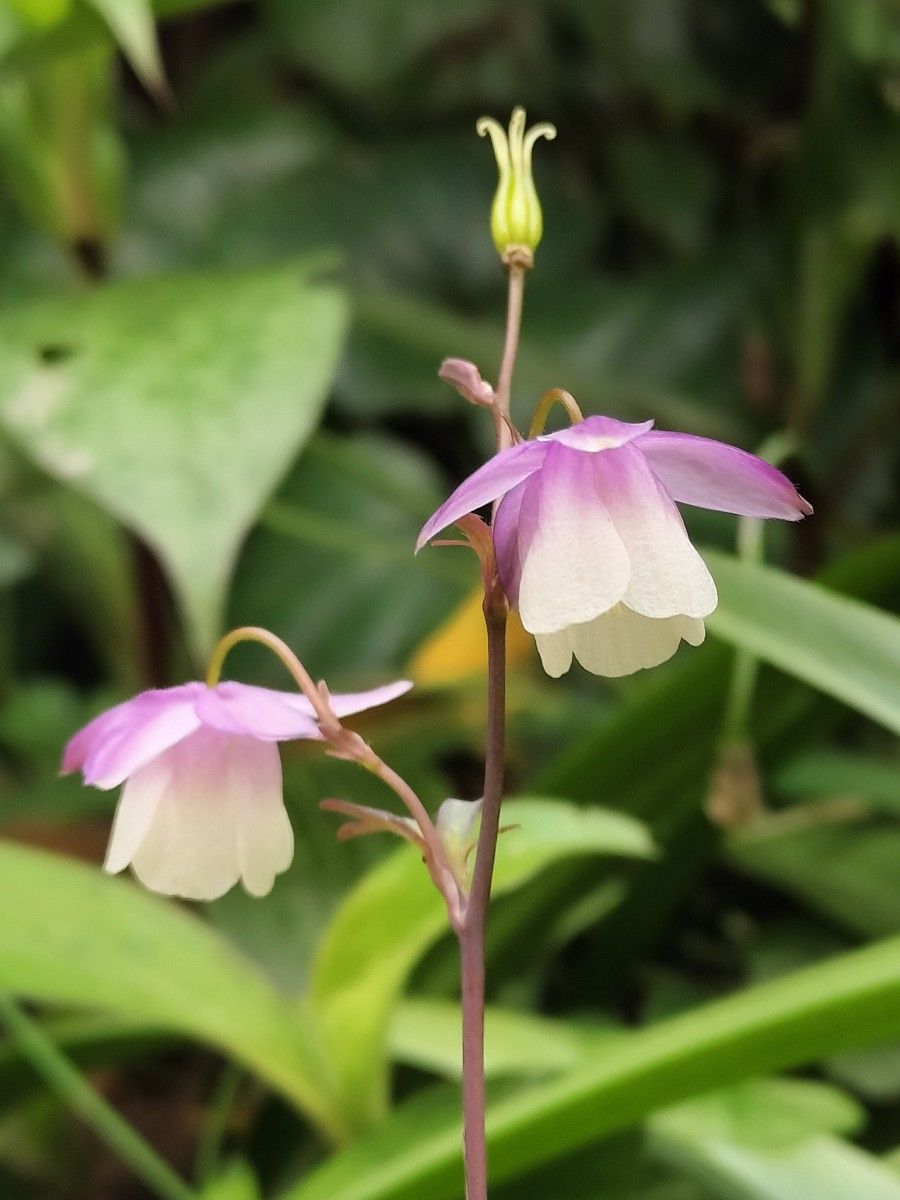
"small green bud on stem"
477,106,556,267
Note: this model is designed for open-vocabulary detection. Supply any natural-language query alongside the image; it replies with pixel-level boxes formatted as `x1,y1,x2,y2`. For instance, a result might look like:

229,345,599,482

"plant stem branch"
205,626,330,724
371,756,463,920
194,1062,244,1186
492,266,525,450
0,994,198,1200
467,603,508,921
459,912,488,1200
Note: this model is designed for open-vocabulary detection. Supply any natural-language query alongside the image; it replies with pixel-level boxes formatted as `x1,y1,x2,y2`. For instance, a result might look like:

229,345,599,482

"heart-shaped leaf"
0,259,347,656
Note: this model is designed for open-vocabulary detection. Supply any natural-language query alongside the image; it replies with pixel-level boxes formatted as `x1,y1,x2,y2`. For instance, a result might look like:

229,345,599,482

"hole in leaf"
37,344,76,365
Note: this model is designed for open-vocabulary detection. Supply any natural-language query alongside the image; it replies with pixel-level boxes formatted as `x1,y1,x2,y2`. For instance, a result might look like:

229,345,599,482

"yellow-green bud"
477,106,556,267
436,798,482,886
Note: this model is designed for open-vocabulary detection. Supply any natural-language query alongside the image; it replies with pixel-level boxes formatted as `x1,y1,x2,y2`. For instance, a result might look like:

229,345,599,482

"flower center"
563,434,620,451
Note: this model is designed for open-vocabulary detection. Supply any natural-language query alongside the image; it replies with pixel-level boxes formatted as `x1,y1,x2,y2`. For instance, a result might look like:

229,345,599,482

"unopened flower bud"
706,741,767,830
477,106,556,267
436,797,482,885
439,358,495,407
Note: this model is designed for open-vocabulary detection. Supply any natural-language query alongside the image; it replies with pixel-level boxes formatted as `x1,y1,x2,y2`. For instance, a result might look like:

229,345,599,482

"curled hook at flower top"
477,106,556,268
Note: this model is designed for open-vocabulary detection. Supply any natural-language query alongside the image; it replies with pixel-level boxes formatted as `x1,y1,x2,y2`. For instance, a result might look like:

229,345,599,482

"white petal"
571,606,706,677
236,741,294,897
533,630,574,678
681,617,707,647
128,729,287,900
518,444,630,635
103,756,171,875
596,445,717,619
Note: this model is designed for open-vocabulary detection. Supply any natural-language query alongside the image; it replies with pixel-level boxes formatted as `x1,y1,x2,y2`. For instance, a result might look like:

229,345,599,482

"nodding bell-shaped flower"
62,677,411,900
417,416,812,679
477,107,556,267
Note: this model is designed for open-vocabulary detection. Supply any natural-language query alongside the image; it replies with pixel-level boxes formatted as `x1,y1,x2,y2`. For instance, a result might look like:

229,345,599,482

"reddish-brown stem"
453,255,524,1199
460,913,488,1199
466,600,508,923
458,599,507,1199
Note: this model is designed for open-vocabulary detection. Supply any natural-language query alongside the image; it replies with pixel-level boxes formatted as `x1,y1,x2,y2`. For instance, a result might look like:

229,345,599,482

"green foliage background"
0,1,898,1197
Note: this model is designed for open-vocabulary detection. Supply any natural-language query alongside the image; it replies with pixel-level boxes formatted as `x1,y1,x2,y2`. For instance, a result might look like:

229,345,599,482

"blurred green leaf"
0,679,86,764
652,1130,900,1200
0,1092,74,1192
390,997,863,1149
653,1079,863,1153
228,432,469,681
526,537,900,1000
0,0,219,64
309,798,653,1133
5,0,72,28
774,750,900,813
200,1161,261,1200
0,1012,175,1110
127,104,338,273
538,645,730,813
0,839,346,1142
608,134,717,253
354,287,745,438
838,0,900,69
151,0,222,13
560,0,727,117
263,0,492,95
16,485,144,691
493,1133,654,1200
0,532,30,586
828,1041,900,1103
391,997,611,1080
286,930,900,1200
0,259,347,657
0,41,124,246
781,17,900,412
764,0,803,25
730,815,900,937
705,550,900,733
83,0,163,92
206,755,401,994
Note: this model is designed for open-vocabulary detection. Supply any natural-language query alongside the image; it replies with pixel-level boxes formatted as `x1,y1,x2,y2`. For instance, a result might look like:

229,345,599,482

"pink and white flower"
62,679,412,900
418,416,811,678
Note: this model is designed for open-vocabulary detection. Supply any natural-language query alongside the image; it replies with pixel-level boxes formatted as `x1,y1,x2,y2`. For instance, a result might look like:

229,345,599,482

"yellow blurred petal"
410,586,533,685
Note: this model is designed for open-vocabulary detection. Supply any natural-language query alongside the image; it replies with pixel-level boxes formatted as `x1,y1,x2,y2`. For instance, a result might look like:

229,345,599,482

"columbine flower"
417,416,811,678
62,678,412,900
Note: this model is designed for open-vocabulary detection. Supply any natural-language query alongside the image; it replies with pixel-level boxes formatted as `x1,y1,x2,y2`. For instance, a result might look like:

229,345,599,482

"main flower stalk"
455,267,520,1198
459,587,507,1200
